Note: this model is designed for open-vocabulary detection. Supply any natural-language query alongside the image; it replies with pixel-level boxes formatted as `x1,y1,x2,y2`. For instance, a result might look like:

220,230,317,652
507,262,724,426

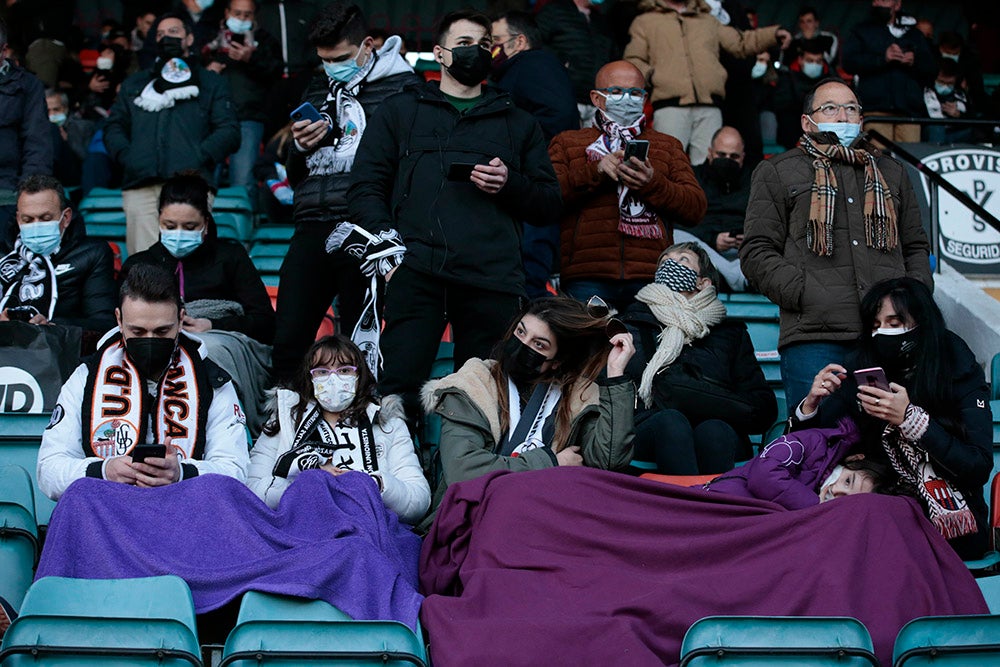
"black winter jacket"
202,27,284,122
103,64,240,189
691,161,752,248
536,0,618,105
791,332,993,561
622,302,777,455
490,48,579,142
287,70,421,226
0,65,52,193
122,240,275,344
347,82,562,295
841,21,936,117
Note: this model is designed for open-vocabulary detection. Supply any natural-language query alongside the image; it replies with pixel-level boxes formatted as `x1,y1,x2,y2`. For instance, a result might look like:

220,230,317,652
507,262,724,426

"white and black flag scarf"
0,240,58,320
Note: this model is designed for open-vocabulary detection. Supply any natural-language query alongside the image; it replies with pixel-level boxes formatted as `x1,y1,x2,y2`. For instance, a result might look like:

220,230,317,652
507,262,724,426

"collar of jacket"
414,81,514,117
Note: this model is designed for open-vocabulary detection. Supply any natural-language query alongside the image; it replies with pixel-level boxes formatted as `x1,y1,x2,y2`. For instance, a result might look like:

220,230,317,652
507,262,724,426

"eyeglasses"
596,86,646,101
310,365,358,379
586,295,629,339
808,102,863,120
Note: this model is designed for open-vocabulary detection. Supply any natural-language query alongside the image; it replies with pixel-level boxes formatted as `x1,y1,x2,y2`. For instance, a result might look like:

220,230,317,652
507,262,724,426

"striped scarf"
798,133,898,257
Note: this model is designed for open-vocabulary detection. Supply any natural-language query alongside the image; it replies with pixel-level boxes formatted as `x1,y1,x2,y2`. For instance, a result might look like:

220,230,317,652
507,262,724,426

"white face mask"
312,374,357,413
872,326,913,337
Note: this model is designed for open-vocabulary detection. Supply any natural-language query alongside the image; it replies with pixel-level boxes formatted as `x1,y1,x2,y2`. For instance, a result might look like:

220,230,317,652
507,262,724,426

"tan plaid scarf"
798,133,898,257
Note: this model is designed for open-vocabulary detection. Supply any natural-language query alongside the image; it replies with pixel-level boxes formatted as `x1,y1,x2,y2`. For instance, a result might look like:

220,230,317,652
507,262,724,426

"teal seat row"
0,414,57,525
0,466,39,612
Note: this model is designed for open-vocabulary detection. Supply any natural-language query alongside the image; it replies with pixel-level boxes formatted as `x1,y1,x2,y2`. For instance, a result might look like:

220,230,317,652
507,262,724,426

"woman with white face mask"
247,335,430,523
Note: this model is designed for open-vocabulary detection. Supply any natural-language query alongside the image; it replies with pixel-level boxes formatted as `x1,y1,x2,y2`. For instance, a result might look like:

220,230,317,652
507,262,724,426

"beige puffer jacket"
625,0,781,107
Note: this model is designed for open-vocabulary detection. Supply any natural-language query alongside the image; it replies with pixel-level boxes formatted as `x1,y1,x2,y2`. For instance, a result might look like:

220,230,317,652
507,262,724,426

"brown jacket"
739,141,932,349
549,127,706,282
625,0,780,107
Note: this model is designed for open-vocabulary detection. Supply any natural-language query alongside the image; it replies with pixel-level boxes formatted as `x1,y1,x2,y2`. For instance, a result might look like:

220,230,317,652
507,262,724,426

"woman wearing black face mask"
794,277,993,560
417,296,636,533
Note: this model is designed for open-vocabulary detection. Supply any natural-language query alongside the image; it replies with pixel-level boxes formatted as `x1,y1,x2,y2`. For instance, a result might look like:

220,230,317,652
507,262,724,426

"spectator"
418,295,635,532
623,243,776,474
680,126,751,292
784,6,839,67
256,0,321,139
0,175,116,336
253,122,294,225
739,78,932,410
104,12,240,256
37,261,250,501
774,38,829,149
131,10,158,53
923,59,973,144
80,44,135,121
624,0,790,166
750,50,779,147
490,10,578,299
793,277,992,560
937,30,987,113
248,334,430,523
841,0,935,145
0,18,53,244
270,2,420,384
915,18,934,44
175,0,226,49
46,89,95,187
549,60,706,312
536,0,619,127
121,172,274,433
201,0,283,200
347,9,561,429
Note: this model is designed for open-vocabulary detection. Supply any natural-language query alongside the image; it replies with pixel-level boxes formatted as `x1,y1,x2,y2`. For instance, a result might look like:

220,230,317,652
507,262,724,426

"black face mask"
870,6,893,23
444,45,493,87
872,328,918,372
709,157,741,185
125,336,177,380
157,36,186,60
501,336,548,384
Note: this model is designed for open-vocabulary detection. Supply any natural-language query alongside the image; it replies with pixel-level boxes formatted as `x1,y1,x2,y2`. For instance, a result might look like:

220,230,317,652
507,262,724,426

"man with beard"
104,12,240,255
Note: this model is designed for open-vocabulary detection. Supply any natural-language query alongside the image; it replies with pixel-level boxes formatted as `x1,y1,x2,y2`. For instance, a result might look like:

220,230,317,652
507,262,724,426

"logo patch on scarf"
161,58,192,84
0,258,20,282
93,418,137,458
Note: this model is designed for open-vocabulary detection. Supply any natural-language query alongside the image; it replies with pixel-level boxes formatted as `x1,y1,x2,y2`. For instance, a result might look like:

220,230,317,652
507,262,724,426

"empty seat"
892,614,1000,666
680,615,878,666
78,188,123,213
0,413,57,525
0,465,39,611
213,189,253,214
0,575,201,666
979,576,1000,614
214,212,254,243
250,243,289,258
252,225,295,243
221,591,426,666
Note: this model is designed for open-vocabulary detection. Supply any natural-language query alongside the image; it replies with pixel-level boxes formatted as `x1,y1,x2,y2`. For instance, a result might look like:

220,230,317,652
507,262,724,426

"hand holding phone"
7,305,39,322
623,140,650,163
290,102,325,124
853,366,889,392
448,162,479,182
131,444,167,463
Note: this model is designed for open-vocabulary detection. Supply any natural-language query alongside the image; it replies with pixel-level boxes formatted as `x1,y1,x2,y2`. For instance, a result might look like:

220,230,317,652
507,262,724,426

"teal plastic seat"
252,256,284,274
0,413,57,525
680,616,878,666
221,591,426,666
892,615,1000,666
0,575,201,665
978,576,1000,614
252,225,295,243
215,212,254,243
78,189,123,213
724,302,780,322
990,353,999,401
0,465,39,611
249,243,289,259
213,191,253,214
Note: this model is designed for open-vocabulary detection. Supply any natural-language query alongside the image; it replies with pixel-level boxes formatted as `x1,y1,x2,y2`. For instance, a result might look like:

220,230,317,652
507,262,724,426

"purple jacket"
707,418,860,509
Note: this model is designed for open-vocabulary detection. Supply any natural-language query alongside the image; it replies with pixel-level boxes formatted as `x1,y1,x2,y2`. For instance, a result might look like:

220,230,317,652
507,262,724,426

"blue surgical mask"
49,113,67,126
802,61,823,79
934,82,954,97
160,228,204,258
196,0,214,9
598,92,646,127
940,51,959,62
323,46,362,83
810,117,862,147
750,61,767,79
226,17,252,34
20,220,63,256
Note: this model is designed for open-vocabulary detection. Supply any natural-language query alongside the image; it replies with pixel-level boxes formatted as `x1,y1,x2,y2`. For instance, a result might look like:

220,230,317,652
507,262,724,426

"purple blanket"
37,470,423,630
420,467,988,667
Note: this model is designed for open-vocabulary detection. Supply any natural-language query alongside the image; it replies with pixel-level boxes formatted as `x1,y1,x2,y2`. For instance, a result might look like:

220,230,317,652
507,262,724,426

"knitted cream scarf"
634,283,727,407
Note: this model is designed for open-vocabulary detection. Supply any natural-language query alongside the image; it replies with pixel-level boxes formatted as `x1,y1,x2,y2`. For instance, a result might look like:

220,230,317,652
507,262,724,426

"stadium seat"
892,615,1000,666
249,243,289,258
979,576,1000,614
0,575,201,666
991,353,999,401
964,472,1000,572
215,212,254,243
724,301,780,322
252,225,295,243
0,413,57,525
83,210,128,240
680,615,878,666
213,188,254,214
0,465,39,611
221,591,426,666
78,188,123,214
419,341,455,452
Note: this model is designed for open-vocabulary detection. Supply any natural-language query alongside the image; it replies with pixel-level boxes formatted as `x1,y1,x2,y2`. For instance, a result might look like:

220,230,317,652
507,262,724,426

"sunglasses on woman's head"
586,296,629,339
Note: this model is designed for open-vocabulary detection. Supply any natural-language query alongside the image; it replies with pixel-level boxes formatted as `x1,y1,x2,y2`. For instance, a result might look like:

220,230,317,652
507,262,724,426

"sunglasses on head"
586,296,629,339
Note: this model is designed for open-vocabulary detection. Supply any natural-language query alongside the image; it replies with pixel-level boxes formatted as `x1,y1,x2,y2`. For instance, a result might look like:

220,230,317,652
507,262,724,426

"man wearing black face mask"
37,262,250,501
348,9,561,430
105,12,240,256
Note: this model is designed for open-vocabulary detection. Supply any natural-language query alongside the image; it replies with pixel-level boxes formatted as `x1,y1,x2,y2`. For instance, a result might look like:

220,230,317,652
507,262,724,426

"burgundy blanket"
37,470,423,630
420,467,988,667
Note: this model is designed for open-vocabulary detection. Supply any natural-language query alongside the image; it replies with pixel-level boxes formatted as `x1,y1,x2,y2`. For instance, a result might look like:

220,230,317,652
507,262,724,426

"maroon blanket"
420,467,988,667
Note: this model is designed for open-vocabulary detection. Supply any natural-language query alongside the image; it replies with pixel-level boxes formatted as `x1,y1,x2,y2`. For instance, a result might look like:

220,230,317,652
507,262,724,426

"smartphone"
727,230,739,239
131,444,167,463
853,367,889,392
624,140,650,163
447,162,478,181
230,33,245,45
7,305,39,322
289,101,324,124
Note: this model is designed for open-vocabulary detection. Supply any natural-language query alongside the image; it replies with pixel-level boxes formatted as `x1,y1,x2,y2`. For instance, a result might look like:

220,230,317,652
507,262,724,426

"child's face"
820,468,876,502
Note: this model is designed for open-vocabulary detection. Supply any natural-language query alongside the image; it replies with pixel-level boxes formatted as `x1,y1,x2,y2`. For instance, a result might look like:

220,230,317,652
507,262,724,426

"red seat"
265,284,337,341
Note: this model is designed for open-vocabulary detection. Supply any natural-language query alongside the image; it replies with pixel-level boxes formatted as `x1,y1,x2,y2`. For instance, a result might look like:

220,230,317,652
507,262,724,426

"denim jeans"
562,278,649,314
228,120,264,199
779,341,852,411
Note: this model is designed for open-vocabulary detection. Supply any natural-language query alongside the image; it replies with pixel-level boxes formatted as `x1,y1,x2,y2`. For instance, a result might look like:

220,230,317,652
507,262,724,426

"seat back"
892,615,1000,666
978,576,1000,615
680,616,878,666
237,591,351,624
0,413,57,524
0,466,39,611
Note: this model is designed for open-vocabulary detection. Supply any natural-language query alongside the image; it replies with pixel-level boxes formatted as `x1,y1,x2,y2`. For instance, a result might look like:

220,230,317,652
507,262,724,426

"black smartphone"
7,305,39,322
853,367,889,392
728,230,739,239
448,162,478,181
624,140,650,163
289,101,324,124
230,33,245,45
132,444,167,463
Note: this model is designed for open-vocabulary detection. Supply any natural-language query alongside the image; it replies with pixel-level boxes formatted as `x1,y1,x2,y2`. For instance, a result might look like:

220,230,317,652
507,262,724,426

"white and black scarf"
272,405,380,484
501,380,562,456
134,57,200,112
0,240,58,320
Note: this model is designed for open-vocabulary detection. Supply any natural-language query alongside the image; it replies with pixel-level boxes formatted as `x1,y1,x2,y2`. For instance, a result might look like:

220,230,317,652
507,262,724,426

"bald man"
548,60,707,312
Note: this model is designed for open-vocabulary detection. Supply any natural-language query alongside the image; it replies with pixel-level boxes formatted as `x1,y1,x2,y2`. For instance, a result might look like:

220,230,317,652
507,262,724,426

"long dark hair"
856,277,951,413
157,171,218,242
490,297,612,452
263,334,377,435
